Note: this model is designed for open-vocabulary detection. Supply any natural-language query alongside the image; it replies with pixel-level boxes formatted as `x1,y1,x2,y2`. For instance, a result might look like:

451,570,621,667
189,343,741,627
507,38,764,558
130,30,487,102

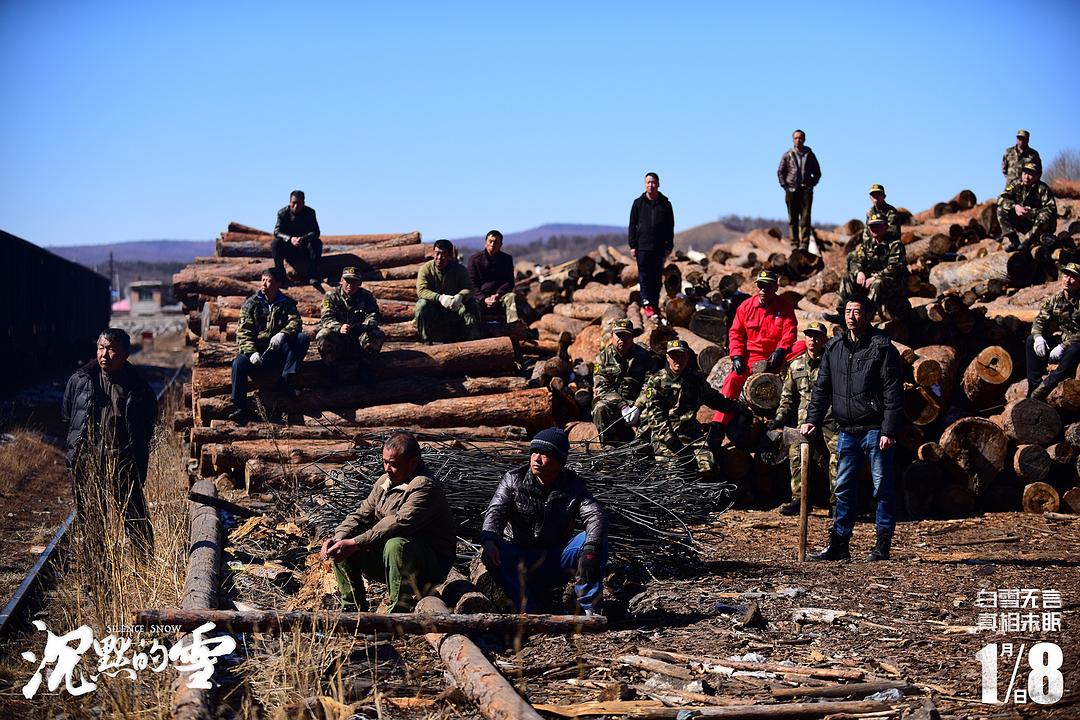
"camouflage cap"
755,269,779,285
665,339,691,354
341,267,363,280
1061,263,1080,279
1016,129,1030,139
867,212,889,227
610,318,640,336
804,321,828,336
1022,161,1041,174
868,183,885,195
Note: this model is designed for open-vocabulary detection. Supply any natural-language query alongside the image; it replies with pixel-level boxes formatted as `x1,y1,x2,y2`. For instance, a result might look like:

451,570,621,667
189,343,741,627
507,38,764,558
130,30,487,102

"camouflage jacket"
237,291,303,355
416,259,474,302
637,366,737,446
1032,290,1080,347
863,201,900,239
775,354,836,430
1002,146,1042,187
998,180,1057,228
319,285,380,335
847,234,907,288
593,343,654,405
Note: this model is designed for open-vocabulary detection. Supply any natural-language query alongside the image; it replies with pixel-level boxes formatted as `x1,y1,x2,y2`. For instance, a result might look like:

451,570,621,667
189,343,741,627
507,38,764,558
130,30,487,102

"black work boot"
777,499,800,516
809,531,850,561
868,530,894,561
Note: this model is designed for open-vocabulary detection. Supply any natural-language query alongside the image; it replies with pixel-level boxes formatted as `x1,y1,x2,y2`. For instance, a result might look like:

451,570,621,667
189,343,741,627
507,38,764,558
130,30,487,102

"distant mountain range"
451,223,624,249
49,240,214,265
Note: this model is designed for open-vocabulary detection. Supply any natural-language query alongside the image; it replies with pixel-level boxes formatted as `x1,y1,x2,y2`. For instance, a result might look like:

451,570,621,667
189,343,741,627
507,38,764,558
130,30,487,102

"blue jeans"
635,248,665,309
833,428,896,537
230,332,310,405
489,532,607,613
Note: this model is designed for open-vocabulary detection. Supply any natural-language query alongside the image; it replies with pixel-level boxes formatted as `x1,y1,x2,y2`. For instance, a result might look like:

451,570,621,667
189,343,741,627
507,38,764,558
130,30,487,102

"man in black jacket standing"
801,295,903,561
272,190,322,287
480,428,609,615
777,130,822,251
628,172,675,322
62,328,158,554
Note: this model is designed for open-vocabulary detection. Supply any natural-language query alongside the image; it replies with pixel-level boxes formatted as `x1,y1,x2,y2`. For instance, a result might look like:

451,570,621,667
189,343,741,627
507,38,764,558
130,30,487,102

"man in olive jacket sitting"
480,428,609,615
321,432,457,612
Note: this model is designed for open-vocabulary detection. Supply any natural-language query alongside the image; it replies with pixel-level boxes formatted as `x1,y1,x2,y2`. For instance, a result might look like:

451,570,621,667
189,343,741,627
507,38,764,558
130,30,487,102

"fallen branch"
637,648,865,681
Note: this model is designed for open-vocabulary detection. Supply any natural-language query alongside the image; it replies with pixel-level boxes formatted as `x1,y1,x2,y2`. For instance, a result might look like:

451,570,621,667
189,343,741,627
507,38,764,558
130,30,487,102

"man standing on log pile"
316,266,385,371
1027,263,1080,401
865,184,900,239
768,322,838,516
62,328,157,556
802,295,903,562
777,129,821,251
830,213,909,324
1002,129,1042,189
467,229,527,332
591,319,654,444
481,428,609,615
321,432,456,612
272,190,323,289
628,171,675,322
228,268,309,425
640,340,747,477
415,239,482,343
998,161,1057,253
713,270,797,433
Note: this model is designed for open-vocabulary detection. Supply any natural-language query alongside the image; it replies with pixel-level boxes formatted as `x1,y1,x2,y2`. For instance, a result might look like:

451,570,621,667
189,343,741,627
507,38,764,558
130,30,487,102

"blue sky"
2,1,1078,247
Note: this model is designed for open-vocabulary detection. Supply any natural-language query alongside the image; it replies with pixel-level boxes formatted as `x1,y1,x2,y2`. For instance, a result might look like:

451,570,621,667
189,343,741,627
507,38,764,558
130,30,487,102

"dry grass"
0,430,63,494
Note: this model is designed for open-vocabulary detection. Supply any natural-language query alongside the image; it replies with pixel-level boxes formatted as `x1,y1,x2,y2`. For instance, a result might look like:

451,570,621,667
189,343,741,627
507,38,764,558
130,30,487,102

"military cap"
868,183,886,195
1061,263,1080,279
665,339,691,354
610,318,641,336
1021,161,1040,174
803,321,828,336
1016,129,1030,139
755,269,779,285
341,267,363,280
867,212,889,227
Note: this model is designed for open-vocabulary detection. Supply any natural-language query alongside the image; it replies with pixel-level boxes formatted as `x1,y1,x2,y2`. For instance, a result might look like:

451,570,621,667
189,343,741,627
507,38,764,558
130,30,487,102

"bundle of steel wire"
296,431,735,572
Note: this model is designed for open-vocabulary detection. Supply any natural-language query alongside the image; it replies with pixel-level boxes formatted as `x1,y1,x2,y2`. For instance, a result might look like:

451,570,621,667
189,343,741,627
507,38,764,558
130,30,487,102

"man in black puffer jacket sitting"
480,428,609,615
802,295,903,562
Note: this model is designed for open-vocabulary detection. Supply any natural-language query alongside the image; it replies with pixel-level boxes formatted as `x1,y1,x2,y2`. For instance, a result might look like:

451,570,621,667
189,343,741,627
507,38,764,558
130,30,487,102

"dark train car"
1,230,111,394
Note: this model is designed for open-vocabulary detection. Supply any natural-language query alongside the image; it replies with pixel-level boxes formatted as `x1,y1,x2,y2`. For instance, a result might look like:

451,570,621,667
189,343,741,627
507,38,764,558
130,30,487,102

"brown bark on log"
566,325,605,364
566,420,601,452
1050,179,1080,200
673,326,720,360
216,232,423,258
688,308,728,346
195,254,423,281
911,357,943,387
1046,442,1075,465
571,282,639,305
1065,421,1080,448
213,293,413,322
226,221,265,235
962,345,1013,410
742,373,782,413
173,410,194,432
435,568,493,614
1062,487,1080,513
552,302,620,320
218,229,419,245
1023,482,1060,513
533,313,588,337
917,442,945,462
995,399,1061,446
929,250,1036,294
245,459,342,490
1047,378,1080,417
210,439,363,474
663,296,696,328
913,345,959,401
906,233,955,264
940,417,1008,494
904,386,941,426
1013,444,1051,483
174,268,419,302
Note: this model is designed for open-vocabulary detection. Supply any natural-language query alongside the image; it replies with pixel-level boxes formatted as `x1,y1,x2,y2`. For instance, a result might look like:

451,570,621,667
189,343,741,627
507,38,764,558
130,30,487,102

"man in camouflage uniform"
316,266,385,368
1002,129,1042,189
834,212,908,321
998,161,1057,252
229,267,309,425
415,239,482,342
768,322,838,516
637,340,743,477
864,184,900,239
1027,263,1080,401
591,319,655,444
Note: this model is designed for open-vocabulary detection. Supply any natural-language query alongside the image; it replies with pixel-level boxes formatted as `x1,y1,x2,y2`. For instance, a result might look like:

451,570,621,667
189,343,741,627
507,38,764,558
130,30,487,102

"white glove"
249,352,263,366
449,294,464,312
1033,336,1049,358
621,405,642,426
1050,344,1065,362
269,332,287,350
438,294,455,310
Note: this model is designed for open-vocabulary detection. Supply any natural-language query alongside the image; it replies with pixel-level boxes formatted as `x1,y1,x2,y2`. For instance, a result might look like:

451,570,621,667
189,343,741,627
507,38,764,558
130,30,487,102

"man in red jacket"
714,270,798,427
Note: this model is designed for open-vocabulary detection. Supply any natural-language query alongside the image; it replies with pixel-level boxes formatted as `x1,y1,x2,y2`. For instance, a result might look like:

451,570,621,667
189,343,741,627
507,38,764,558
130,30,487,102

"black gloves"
766,348,788,371
731,356,747,375
578,543,601,584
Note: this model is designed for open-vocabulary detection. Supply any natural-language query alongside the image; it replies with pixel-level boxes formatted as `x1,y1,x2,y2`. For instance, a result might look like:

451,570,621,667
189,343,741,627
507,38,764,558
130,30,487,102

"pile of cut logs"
175,182,1080,517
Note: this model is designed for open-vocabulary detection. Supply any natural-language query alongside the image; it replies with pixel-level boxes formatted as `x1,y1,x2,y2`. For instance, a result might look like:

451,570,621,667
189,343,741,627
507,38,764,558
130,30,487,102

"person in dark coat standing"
272,189,322,287
777,129,822,250
628,172,675,322
62,328,158,554
802,295,903,562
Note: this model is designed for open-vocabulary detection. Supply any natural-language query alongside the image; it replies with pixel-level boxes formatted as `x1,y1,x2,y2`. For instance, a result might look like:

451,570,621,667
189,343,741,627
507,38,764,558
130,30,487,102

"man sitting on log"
865,184,900,239
639,340,746,478
831,212,908,323
415,238,482,343
229,267,310,425
480,428,609,615
321,432,457,613
1027,262,1080,401
713,270,797,433
591,319,655,445
467,229,525,330
272,190,323,289
1002,129,1041,189
768,322,837,516
802,294,903,562
998,161,1057,253
316,266,385,370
